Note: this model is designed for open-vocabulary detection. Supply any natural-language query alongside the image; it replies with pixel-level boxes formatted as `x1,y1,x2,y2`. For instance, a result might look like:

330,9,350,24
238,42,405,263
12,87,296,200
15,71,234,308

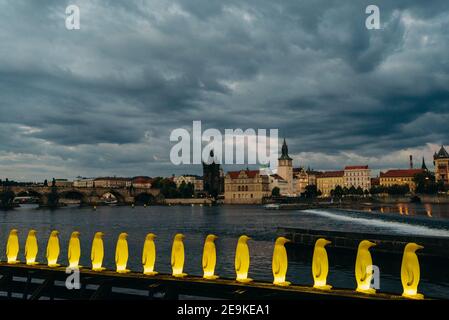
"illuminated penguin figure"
68,231,81,269
272,237,290,286
171,233,187,278
46,230,60,267
401,243,424,299
25,229,39,265
6,229,20,264
235,235,252,283
91,232,105,271
142,233,158,275
355,240,376,294
312,238,332,290
202,234,218,279
115,232,130,273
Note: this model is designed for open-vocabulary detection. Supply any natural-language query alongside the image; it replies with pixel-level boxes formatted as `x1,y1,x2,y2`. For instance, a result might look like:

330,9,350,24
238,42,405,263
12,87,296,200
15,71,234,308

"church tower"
434,145,449,185
277,138,293,194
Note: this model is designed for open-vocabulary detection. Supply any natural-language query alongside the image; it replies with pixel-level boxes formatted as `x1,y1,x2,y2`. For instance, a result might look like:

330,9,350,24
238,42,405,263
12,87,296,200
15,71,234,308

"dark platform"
0,263,409,300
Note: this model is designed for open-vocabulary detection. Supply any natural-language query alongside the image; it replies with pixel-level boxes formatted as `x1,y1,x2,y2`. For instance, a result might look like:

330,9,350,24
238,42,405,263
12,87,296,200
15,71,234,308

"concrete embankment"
277,227,449,258
163,198,213,205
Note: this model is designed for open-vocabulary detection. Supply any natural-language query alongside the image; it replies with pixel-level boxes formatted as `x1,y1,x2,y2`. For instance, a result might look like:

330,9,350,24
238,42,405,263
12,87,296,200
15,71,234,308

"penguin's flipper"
68,246,72,261
273,255,280,275
236,256,241,272
171,251,176,267
202,254,208,270
313,257,321,278
406,264,414,286
115,249,120,265
142,242,149,265
359,262,367,282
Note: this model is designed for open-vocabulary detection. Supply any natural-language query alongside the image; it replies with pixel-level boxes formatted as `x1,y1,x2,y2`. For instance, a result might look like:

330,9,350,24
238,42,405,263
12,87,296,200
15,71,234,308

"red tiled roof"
380,169,424,178
227,170,260,179
344,165,369,170
132,177,152,183
94,177,131,181
318,171,344,178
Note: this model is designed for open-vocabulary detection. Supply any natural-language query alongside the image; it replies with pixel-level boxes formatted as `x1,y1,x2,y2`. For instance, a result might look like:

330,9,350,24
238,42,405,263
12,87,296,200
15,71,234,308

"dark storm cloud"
0,0,449,180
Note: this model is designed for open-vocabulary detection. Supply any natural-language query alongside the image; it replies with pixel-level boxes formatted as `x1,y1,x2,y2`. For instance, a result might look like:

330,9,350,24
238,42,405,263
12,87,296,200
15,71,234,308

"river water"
1,203,449,298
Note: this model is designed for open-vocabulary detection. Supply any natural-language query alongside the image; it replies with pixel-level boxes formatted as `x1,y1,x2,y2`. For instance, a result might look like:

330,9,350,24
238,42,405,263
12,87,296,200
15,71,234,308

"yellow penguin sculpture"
235,235,252,283
312,238,332,290
115,232,130,273
355,240,376,294
202,234,218,279
25,229,39,265
46,230,60,267
171,233,187,278
272,237,290,286
68,231,81,269
142,233,158,275
6,229,20,264
91,232,105,271
401,243,424,299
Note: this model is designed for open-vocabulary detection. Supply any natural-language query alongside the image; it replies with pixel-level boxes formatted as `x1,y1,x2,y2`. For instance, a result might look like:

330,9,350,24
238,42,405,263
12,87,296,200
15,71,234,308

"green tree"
387,184,410,195
331,185,344,198
0,190,15,210
413,172,438,194
348,186,357,195
304,185,320,198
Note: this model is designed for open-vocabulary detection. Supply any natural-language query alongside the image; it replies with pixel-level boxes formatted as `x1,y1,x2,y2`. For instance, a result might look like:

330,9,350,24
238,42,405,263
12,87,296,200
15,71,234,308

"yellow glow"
6,229,20,264
91,232,105,271
68,231,81,269
142,233,158,275
272,237,290,286
115,232,130,273
312,238,332,290
235,235,252,283
25,229,39,265
171,233,187,278
46,230,60,267
355,240,376,294
401,243,424,300
202,234,218,280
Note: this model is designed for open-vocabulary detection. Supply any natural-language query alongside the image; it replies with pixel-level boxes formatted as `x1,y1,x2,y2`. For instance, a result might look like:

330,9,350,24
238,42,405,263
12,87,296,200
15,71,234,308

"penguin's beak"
325,240,331,245
417,245,424,250
213,235,218,240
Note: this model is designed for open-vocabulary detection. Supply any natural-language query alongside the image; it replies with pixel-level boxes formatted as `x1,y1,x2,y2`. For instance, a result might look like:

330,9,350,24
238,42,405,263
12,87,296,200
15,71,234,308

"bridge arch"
134,192,156,205
58,189,89,205
100,190,126,204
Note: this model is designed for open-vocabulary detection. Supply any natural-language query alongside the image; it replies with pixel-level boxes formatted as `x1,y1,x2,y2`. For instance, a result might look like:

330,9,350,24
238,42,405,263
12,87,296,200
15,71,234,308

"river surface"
1,203,449,298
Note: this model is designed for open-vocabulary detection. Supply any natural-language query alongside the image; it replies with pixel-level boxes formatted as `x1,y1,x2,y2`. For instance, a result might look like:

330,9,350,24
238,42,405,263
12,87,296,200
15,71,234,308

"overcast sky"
1,0,449,181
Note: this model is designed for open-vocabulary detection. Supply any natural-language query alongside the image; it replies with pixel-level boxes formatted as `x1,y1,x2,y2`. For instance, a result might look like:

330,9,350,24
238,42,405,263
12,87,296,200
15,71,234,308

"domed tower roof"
278,138,293,161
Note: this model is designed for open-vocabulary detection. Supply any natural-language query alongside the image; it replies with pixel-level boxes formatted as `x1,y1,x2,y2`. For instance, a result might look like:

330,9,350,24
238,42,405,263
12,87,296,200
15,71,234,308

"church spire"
421,157,428,171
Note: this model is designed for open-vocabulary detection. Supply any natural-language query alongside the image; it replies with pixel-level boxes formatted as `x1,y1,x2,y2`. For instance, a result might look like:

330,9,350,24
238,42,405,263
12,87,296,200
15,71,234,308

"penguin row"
3,230,424,300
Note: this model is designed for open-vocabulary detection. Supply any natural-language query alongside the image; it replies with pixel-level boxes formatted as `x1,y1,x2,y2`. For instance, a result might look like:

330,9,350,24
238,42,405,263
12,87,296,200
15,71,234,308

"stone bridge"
7,186,160,206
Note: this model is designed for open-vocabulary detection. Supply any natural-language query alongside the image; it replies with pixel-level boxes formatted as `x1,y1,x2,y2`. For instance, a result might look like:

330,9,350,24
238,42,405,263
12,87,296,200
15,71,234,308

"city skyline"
1,1,449,180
